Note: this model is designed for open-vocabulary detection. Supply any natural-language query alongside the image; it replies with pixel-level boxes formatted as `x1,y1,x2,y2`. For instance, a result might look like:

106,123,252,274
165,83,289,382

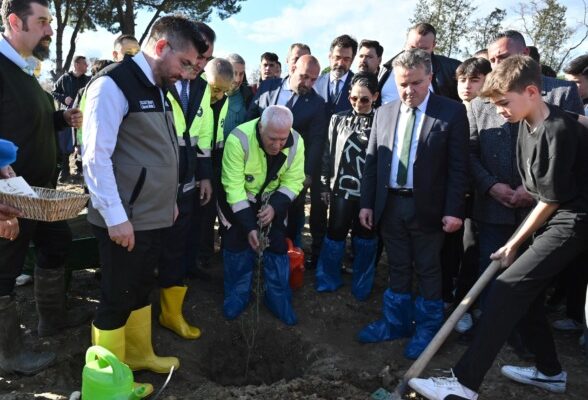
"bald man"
247,55,327,249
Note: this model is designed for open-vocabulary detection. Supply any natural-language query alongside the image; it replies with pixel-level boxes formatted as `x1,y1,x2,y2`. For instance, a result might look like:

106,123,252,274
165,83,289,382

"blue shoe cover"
315,237,345,292
351,237,377,301
223,249,256,319
404,297,444,359
357,289,413,343
263,251,298,325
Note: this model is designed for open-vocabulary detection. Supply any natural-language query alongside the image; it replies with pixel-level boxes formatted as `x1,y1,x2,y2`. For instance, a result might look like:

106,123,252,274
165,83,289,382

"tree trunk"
63,0,92,72
139,0,169,45
54,0,65,78
122,0,135,35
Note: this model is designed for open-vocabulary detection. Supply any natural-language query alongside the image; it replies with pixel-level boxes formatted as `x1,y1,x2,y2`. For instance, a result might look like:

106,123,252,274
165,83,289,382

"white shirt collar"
400,91,430,114
132,51,157,87
0,34,29,71
330,71,349,84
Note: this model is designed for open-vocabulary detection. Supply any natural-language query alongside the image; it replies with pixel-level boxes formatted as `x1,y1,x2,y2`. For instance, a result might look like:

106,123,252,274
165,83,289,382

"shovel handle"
400,258,503,382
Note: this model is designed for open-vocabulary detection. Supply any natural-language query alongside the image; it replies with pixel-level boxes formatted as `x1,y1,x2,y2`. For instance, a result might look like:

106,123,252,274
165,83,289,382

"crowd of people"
1,0,587,398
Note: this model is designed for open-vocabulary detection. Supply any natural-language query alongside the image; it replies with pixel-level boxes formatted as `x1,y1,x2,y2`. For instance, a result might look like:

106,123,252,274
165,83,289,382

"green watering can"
82,346,149,400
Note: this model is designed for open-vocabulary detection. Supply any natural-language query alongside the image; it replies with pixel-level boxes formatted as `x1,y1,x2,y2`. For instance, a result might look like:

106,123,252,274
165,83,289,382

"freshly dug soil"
1,222,587,399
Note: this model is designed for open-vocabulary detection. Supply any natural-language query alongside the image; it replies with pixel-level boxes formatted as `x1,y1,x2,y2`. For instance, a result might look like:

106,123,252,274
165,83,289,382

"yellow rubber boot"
91,323,154,397
124,305,180,373
91,324,125,361
159,286,201,340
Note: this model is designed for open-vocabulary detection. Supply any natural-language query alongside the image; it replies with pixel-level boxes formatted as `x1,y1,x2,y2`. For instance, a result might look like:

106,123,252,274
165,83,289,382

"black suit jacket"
360,93,469,231
246,77,327,176
313,71,354,119
378,52,461,106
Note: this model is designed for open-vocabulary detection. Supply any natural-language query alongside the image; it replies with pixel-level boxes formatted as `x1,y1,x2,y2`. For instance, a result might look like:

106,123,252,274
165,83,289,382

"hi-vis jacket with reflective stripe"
222,118,305,218
212,97,229,151
167,83,212,157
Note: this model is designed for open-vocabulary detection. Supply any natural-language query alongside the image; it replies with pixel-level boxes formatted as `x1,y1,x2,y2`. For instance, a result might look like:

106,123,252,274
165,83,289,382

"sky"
46,0,588,80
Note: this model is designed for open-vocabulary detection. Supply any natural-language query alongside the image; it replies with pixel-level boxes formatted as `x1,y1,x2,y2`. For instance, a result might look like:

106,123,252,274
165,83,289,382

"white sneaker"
552,318,583,332
500,365,566,393
409,373,478,400
455,312,473,333
15,274,33,287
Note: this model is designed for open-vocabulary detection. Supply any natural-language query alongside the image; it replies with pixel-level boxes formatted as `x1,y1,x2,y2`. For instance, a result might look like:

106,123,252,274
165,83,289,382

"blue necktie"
180,79,189,116
331,79,340,99
285,92,297,109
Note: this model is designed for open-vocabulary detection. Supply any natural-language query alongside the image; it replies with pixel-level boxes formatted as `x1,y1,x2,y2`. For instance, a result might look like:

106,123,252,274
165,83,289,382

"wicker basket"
0,187,89,222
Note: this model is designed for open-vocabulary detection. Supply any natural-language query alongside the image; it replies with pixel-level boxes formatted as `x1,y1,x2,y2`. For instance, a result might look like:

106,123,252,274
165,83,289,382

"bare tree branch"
556,0,588,71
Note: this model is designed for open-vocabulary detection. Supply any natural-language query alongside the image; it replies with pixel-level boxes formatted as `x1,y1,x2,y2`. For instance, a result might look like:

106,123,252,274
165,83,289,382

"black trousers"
92,225,165,329
440,229,463,303
0,219,71,295
379,193,444,300
442,195,479,304
196,183,219,265
453,217,480,304
309,174,328,257
158,191,195,288
327,196,374,241
454,212,588,392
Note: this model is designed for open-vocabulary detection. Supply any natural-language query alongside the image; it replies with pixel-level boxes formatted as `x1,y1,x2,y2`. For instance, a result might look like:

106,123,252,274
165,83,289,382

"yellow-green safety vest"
167,83,212,158
222,118,305,214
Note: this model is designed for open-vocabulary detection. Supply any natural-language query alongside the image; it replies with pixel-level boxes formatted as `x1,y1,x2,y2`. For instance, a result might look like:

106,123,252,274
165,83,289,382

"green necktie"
396,107,416,186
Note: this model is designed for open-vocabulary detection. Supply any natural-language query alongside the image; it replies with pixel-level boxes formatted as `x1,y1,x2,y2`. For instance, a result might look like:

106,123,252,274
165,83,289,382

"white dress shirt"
174,79,189,98
389,92,430,189
276,78,297,107
0,34,29,73
330,71,349,98
82,52,162,227
380,72,399,105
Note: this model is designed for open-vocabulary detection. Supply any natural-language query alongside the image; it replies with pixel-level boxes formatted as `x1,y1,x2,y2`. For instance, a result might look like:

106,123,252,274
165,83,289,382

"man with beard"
246,55,327,250
314,34,357,117
309,34,357,268
357,39,383,76
82,16,207,386
0,0,86,375
181,21,218,278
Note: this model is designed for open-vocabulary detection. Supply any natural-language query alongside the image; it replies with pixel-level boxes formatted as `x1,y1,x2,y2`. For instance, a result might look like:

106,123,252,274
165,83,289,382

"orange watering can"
286,238,304,290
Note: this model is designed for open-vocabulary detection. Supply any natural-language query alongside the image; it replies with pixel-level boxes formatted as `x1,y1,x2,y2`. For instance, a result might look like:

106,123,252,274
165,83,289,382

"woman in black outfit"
315,72,379,301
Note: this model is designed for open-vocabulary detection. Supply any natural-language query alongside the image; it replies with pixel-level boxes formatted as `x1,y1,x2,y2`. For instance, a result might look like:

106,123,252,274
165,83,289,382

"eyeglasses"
167,43,198,73
349,95,371,105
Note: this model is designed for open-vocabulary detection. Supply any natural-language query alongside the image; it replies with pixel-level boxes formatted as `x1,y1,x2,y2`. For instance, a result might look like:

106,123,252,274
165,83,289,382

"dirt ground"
1,221,587,399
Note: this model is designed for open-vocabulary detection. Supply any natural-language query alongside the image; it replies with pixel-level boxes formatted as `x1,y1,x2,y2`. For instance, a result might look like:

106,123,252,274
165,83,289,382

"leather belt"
388,188,413,197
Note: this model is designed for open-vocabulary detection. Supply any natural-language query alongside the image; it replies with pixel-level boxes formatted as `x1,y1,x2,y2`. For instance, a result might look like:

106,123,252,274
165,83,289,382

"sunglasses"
349,95,371,105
